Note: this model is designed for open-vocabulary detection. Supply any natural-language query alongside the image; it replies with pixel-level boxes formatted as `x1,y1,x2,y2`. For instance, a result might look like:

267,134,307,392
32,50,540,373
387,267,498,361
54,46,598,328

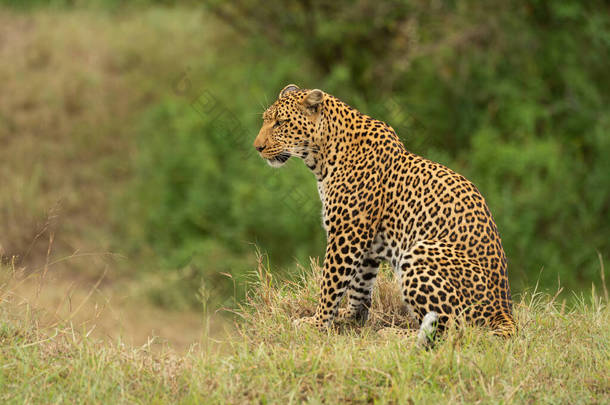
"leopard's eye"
274,119,288,128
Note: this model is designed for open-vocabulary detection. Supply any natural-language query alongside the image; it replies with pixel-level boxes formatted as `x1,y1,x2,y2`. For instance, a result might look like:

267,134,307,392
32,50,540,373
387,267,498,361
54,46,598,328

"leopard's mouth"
267,152,291,168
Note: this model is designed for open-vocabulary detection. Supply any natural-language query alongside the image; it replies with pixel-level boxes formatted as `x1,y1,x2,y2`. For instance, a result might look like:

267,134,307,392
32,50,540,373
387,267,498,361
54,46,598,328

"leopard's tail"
490,312,517,338
417,311,439,348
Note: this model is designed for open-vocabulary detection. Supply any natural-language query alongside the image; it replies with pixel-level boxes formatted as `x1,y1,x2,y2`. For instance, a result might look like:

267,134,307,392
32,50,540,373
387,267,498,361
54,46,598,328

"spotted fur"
253,84,516,337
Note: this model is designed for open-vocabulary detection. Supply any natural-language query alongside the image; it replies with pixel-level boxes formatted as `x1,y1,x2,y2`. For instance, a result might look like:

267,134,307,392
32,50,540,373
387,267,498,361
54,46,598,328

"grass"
1,258,608,404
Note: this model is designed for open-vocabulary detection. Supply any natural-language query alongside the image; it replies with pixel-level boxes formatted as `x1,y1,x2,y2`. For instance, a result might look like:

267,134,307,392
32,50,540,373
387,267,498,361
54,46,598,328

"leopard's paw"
293,316,326,330
335,307,369,325
377,327,414,338
335,308,353,322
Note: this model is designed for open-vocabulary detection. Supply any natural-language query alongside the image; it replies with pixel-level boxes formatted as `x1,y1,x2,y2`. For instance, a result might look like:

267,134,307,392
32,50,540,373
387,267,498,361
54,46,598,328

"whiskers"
262,139,320,160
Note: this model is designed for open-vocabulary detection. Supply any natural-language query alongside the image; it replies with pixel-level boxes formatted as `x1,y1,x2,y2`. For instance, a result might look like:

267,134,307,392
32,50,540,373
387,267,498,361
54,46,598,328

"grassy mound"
1,258,608,403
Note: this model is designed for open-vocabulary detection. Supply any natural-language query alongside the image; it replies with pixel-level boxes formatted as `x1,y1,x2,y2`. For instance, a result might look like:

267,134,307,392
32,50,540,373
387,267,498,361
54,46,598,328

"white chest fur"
317,181,328,235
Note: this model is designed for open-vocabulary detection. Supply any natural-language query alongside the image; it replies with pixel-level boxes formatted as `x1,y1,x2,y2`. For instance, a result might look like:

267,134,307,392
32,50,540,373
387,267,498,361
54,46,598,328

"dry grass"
1,257,608,403
0,7,220,270
0,9,135,266
0,257,223,353
0,5,228,351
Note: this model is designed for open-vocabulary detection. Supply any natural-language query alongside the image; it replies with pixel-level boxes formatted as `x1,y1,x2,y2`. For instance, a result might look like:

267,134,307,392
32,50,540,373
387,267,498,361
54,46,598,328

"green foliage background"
2,0,609,307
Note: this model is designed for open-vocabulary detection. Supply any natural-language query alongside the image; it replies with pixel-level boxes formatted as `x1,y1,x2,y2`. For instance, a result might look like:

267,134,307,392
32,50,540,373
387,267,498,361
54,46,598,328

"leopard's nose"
255,145,265,152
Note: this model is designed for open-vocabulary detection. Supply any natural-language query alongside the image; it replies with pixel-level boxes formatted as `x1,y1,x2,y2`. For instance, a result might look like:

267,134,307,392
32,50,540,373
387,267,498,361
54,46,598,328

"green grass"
1,258,608,403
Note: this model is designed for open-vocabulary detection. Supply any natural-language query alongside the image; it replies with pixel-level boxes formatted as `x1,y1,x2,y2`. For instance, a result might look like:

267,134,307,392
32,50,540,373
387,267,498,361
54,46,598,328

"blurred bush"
122,66,327,305
134,0,608,300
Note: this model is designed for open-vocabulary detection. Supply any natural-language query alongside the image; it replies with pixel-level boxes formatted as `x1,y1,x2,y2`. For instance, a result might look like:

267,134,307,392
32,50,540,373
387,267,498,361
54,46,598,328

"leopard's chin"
267,153,290,168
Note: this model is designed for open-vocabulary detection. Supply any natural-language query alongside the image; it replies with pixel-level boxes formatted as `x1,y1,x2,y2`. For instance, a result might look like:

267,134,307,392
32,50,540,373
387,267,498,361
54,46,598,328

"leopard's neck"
303,97,408,184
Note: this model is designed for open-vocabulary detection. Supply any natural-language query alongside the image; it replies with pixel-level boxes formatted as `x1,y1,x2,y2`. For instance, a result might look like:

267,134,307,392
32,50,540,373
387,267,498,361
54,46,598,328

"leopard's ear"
279,84,300,98
304,89,324,107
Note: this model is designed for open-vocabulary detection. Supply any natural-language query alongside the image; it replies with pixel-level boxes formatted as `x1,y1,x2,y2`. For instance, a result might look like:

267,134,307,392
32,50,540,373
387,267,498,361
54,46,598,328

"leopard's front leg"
335,258,380,325
295,225,374,329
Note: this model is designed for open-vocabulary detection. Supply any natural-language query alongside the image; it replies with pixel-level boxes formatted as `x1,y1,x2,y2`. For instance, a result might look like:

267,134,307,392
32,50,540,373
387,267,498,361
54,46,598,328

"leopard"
253,84,516,340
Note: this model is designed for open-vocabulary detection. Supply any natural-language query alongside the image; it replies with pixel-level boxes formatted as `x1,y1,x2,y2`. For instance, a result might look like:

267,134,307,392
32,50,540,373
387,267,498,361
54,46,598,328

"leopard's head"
253,84,325,168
